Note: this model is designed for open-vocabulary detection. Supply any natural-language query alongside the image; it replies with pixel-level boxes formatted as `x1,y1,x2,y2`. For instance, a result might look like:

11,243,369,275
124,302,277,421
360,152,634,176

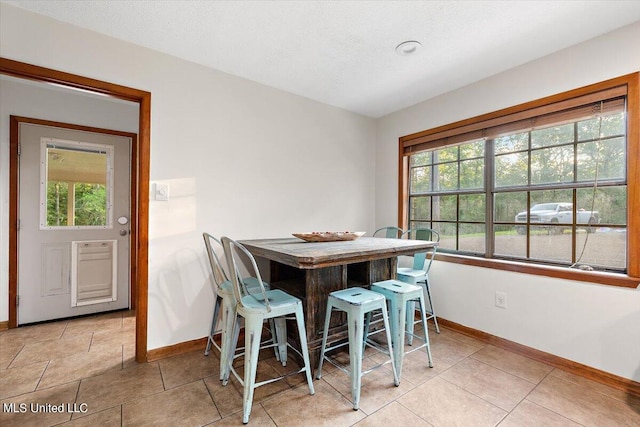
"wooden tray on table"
292,231,366,242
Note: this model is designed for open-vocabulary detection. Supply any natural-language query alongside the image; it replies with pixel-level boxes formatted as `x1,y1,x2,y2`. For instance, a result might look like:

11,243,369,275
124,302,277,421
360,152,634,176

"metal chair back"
373,226,404,238
203,232,229,289
402,228,440,273
222,236,271,312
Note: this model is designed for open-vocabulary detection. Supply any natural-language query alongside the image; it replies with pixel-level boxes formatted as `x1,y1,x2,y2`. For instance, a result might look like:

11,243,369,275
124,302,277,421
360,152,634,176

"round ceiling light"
395,40,422,56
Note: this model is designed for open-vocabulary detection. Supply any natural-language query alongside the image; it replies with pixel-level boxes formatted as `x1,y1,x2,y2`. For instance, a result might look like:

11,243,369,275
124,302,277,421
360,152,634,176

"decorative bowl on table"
292,231,366,242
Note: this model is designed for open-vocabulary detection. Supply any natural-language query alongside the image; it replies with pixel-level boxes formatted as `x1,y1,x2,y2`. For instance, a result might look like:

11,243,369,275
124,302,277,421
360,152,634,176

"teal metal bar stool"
398,228,440,343
202,233,282,381
222,237,315,424
368,279,433,380
316,287,399,410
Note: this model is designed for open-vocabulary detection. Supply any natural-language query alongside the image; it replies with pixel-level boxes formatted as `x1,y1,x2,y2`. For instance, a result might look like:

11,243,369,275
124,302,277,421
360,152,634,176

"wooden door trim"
1,57,150,363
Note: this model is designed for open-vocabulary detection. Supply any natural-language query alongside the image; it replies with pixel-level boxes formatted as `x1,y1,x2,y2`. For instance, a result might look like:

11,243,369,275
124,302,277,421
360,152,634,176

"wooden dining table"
238,236,438,369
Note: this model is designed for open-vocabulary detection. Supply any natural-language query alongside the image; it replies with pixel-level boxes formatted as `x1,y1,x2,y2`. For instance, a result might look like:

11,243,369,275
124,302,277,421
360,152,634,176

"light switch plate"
155,183,169,201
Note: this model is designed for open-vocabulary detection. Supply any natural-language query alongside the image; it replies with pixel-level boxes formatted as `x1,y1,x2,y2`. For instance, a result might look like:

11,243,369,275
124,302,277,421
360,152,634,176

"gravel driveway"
440,229,626,270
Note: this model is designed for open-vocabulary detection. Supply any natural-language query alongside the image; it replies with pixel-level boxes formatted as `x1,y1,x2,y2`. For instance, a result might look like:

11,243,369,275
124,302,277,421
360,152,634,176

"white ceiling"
4,1,640,118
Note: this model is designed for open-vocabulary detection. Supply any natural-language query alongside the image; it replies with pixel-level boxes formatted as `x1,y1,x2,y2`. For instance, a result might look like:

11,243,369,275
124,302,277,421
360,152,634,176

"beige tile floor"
1,310,639,426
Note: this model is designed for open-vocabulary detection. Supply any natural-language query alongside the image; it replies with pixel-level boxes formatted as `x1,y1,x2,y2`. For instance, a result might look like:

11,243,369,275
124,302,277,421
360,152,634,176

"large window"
399,74,639,287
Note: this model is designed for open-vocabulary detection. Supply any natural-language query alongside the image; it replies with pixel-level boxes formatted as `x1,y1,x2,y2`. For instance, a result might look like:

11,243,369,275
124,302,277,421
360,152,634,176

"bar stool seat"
369,279,433,380
316,287,399,410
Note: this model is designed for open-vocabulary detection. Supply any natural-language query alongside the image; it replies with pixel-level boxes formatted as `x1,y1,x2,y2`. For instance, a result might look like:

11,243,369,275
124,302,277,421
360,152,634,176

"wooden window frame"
398,73,640,289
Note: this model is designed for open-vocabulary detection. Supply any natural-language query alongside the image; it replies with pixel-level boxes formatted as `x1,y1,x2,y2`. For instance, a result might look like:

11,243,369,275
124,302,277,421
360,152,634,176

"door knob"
119,229,128,236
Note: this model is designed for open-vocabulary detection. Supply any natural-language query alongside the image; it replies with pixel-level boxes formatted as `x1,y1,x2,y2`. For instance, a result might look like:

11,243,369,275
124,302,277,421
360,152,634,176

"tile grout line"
468,348,554,384
390,398,436,427
437,374,508,413
465,354,541,387
535,369,637,422
260,402,279,426
433,349,518,419
443,350,582,425
157,360,167,391
3,342,25,370
69,376,83,424
88,331,95,352
508,367,587,426
32,359,51,395
522,368,584,426
492,367,553,426
201,377,224,422
550,368,638,405
60,320,70,338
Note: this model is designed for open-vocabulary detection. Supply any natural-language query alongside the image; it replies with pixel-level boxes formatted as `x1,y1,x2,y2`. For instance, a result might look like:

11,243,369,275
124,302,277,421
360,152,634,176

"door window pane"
41,138,113,229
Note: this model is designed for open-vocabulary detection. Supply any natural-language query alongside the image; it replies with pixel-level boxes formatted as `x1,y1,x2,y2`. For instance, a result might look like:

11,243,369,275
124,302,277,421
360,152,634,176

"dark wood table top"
239,237,437,269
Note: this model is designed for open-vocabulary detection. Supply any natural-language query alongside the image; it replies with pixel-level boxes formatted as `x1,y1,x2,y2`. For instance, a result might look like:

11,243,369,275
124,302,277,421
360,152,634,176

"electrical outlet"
495,291,507,309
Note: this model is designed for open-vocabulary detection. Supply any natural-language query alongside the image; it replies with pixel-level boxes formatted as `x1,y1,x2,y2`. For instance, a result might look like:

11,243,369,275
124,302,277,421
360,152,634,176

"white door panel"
18,123,131,324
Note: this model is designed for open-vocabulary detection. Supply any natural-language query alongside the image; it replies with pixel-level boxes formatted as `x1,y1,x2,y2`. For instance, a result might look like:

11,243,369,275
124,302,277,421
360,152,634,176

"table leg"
268,258,397,370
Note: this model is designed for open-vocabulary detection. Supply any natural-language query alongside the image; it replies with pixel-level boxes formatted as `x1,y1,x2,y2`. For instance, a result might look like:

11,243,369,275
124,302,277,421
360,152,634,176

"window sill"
435,253,640,289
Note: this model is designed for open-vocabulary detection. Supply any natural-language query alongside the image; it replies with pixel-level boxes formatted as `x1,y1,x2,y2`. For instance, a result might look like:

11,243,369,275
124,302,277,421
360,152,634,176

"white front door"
18,122,131,324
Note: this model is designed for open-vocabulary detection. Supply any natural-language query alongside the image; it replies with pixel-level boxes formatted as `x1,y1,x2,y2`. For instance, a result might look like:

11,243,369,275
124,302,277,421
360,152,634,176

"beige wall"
0,4,377,350
376,22,640,381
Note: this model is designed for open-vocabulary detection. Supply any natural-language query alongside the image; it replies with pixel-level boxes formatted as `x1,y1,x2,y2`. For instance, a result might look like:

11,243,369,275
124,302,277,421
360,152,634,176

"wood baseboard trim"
437,318,640,398
0,321,8,331
146,337,208,362
145,331,246,363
